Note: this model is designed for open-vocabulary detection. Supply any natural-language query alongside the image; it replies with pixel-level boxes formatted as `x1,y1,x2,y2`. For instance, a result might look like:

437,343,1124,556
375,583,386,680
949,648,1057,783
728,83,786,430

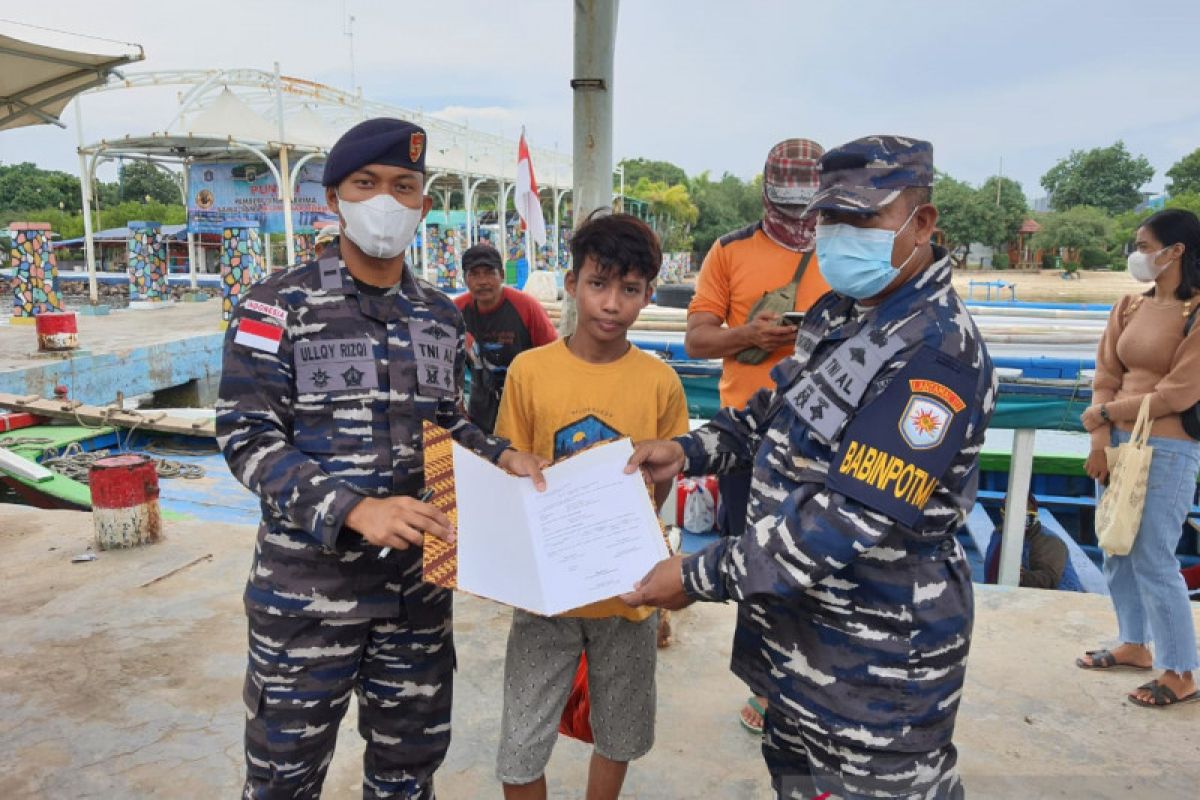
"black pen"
378,487,436,559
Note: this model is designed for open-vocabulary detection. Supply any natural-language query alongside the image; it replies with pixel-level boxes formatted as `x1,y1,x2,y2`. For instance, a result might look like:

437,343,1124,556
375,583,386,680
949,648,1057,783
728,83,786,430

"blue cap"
322,118,428,187
807,135,933,215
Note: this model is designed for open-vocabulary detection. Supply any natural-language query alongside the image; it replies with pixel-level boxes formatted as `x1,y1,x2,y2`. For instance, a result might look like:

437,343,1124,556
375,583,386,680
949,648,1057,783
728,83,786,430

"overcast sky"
3,0,1198,201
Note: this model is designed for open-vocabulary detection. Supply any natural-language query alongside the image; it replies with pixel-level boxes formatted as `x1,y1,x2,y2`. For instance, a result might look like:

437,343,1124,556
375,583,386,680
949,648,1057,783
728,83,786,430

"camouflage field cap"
807,135,933,215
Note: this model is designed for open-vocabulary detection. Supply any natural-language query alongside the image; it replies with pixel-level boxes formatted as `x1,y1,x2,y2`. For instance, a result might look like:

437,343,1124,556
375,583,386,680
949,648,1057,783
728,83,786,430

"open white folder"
453,437,668,616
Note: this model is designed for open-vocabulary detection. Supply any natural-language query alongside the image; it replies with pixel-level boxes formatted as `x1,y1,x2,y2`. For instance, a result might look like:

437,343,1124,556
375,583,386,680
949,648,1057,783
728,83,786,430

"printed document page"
452,438,667,615
519,440,668,614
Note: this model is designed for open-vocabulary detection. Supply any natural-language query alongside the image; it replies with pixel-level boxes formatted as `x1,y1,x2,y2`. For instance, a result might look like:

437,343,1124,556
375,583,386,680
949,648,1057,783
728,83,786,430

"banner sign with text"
187,161,336,234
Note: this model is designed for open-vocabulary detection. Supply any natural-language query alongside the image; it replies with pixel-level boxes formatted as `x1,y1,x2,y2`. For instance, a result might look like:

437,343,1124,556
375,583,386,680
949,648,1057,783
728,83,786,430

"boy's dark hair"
569,210,661,282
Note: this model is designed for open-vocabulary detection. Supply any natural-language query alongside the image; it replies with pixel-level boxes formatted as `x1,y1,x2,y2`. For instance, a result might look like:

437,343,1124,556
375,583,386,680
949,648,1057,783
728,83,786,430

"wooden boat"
0,399,259,525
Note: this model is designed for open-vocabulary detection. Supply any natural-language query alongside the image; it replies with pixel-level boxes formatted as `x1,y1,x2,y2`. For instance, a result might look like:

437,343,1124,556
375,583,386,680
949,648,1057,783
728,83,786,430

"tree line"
938,141,1200,270
0,161,184,241
620,142,1200,271
6,144,1200,269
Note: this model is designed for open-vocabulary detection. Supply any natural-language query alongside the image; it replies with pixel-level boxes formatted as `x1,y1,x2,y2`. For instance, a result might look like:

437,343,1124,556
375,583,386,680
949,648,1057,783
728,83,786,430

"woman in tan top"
1076,209,1200,708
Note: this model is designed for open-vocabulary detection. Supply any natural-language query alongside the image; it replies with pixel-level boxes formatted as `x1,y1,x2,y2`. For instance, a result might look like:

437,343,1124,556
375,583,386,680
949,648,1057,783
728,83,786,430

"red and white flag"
515,129,547,247
233,317,284,354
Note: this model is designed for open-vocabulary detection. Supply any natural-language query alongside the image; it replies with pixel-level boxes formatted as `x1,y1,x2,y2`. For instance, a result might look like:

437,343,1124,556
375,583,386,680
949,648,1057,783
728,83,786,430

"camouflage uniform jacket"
678,248,996,753
217,246,509,623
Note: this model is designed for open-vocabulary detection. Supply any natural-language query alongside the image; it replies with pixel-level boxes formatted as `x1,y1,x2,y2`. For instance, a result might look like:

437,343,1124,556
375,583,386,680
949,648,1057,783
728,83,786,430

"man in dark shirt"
985,495,1076,590
454,243,558,431
1021,523,1069,589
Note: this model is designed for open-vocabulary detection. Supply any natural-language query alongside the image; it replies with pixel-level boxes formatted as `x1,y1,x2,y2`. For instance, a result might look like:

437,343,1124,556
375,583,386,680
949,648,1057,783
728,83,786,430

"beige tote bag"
1096,396,1154,557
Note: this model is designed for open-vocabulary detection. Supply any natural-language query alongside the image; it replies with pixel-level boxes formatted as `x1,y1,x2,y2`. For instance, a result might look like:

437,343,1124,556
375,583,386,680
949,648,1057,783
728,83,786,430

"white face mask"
337,192,423,259
1127,246,1171,283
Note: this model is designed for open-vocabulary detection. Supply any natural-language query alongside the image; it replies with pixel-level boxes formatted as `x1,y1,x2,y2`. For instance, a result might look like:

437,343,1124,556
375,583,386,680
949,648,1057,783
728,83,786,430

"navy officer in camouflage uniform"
624,136,996,799
217,118,547,800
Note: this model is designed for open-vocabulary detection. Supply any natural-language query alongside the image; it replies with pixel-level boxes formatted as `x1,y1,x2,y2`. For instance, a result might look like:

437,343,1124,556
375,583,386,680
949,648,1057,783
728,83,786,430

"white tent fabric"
286,104,339,149
179,88,276,143
0,28,142,131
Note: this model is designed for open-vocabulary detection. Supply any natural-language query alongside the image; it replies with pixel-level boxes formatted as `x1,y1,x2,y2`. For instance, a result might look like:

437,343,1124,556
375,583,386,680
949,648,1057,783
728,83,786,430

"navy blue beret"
322,117,428,186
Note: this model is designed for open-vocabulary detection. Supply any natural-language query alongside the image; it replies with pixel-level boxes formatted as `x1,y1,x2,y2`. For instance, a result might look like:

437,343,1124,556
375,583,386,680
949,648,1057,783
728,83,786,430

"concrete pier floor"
0,302,219,373
1,507,1197,799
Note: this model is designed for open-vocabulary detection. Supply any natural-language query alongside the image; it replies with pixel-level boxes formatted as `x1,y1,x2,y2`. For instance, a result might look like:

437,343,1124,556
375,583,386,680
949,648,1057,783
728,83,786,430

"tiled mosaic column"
127,221,168,301
659,251,693,284
8,222,63,324
439,226,464,289
220,221,265,322
292,230,315,265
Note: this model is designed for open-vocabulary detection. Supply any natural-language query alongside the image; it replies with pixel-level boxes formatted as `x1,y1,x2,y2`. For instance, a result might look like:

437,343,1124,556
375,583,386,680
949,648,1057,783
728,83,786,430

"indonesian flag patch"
234,317,284,354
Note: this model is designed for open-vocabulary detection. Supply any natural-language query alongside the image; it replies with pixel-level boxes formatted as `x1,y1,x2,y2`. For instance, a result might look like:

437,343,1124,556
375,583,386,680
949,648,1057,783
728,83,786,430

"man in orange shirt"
684,138,828,734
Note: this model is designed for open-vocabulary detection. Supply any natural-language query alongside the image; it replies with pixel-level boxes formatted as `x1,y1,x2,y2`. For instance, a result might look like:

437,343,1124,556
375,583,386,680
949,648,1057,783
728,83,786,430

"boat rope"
38,442,206,483
0,436,56,448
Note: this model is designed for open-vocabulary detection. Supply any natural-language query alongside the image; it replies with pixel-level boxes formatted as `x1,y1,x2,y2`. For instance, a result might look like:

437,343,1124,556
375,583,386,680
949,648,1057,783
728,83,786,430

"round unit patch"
899,396,952,450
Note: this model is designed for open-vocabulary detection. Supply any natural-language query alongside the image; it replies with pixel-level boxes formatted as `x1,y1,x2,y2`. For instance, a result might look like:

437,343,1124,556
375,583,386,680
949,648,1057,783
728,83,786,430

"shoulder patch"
717,221,762,248
234,317,284,354
243,299,287,323
825,347,978,527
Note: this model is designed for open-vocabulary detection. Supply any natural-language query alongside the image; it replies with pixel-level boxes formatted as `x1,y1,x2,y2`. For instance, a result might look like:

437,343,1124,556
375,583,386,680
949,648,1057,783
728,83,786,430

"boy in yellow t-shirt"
494,213,689,800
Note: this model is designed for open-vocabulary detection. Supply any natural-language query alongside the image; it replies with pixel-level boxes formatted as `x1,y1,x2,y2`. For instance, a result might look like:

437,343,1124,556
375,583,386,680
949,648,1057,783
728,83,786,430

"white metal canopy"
73,68,578,296
0,27,143,132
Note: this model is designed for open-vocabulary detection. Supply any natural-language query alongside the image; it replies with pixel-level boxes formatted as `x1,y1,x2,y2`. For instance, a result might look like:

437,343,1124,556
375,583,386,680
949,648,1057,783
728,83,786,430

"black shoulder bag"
1184,304,1200,440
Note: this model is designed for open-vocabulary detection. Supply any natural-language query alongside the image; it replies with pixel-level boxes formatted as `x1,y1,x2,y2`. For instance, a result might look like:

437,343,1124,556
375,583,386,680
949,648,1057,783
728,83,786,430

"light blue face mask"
815,207,920,299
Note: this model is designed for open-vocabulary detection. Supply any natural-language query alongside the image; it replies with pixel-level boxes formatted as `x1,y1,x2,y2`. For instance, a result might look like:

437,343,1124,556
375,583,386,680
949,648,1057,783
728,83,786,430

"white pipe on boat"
0,448,53,483
964,306,1110,321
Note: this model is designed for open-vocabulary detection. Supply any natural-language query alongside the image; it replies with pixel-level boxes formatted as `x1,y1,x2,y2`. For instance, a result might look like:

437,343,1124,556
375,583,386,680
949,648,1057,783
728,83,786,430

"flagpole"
525,226,534,272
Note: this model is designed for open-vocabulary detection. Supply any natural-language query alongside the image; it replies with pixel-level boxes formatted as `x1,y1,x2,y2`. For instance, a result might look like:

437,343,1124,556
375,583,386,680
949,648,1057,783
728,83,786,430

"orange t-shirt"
688,222,830,409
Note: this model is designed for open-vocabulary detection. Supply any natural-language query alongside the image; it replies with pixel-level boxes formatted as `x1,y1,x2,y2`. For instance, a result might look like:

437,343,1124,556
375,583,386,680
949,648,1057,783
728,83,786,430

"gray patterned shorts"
495,609,659,784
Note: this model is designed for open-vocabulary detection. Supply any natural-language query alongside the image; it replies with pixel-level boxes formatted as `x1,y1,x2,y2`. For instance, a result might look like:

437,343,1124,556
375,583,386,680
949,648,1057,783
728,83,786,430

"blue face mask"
815,208,920,299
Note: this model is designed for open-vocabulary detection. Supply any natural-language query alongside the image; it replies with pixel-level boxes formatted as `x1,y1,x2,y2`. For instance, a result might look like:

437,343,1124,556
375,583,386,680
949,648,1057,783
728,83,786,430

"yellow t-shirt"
495,338,690,621
688,223,829,409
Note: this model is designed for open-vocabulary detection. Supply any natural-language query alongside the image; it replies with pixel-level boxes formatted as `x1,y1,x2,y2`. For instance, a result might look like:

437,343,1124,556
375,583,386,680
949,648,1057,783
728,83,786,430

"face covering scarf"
338,192,423,259
762,197,817,252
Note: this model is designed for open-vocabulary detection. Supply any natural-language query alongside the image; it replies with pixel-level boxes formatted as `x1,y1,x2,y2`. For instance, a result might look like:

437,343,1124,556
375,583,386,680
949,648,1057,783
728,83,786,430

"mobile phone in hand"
781,312,805,326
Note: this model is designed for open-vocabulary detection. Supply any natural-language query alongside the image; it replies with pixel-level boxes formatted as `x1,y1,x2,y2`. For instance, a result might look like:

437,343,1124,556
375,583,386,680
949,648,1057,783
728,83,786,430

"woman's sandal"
1128,680,1200,709
1075,648,1152,671
739,696,766,735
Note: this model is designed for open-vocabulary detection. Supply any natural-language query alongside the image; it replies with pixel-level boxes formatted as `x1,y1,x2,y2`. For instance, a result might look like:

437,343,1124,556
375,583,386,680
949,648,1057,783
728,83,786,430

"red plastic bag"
1183,564,1200,592
557,652,594,743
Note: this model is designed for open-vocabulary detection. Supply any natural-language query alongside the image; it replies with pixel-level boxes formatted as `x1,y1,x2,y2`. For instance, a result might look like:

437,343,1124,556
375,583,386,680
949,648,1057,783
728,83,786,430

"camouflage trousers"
242,609,454,800
762,710,963,800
